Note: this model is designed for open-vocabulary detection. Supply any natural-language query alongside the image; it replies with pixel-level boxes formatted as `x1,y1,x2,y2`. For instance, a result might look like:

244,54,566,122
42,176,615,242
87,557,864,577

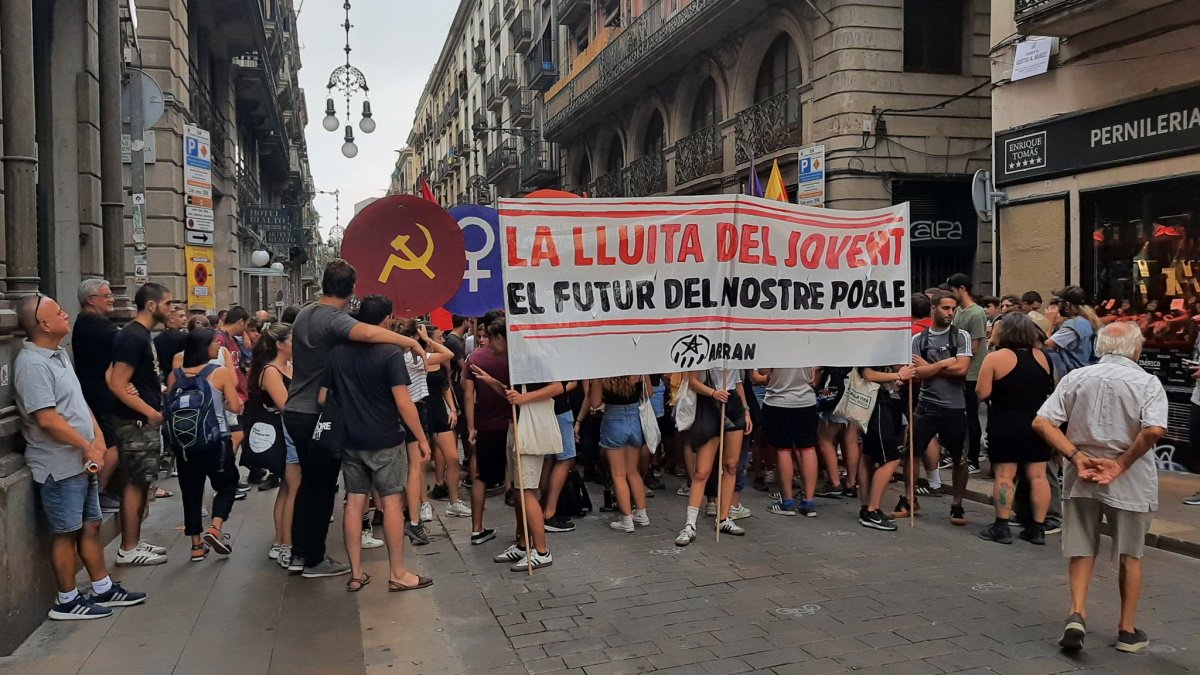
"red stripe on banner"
499,207,902,230
508,198,897,223
509,315,909,332
519,325,906,339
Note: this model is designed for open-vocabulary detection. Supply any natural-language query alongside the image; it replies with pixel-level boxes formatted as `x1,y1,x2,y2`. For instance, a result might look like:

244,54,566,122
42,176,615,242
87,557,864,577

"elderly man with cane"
1033,321,1167,654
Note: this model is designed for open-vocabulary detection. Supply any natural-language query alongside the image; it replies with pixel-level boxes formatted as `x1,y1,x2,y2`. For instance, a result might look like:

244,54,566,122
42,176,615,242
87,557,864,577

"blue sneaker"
90,582,147,608
798,499,818,517
48,595,113,621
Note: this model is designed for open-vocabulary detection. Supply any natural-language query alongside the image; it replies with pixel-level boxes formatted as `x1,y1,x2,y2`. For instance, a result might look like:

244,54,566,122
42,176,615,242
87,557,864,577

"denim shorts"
37,472,101,534
599,403,644,450
283,425,299,464
556,411,577,461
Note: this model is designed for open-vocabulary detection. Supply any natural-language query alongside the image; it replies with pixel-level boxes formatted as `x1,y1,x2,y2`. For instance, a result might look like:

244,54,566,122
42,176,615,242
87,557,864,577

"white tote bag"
674,377,697,431
515,392,563,457
639,395,662,452
831,368,880,433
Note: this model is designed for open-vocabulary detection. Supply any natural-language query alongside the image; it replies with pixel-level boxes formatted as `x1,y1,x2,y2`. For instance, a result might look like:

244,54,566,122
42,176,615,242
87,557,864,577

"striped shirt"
404,352,429,403
1036,354,1168,512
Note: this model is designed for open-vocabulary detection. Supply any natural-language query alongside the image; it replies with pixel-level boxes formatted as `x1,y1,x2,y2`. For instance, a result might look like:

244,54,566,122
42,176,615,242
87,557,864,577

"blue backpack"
164,364,224,458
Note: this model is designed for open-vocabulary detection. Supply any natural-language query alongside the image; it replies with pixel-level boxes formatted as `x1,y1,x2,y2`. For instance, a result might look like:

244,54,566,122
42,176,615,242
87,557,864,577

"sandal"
346,572,371,592
156,488,175,498
388,575,433,592
190,544,209,562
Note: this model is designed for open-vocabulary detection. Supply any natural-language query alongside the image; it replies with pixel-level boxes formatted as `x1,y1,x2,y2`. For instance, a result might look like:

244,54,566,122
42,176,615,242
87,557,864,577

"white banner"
499,195,912,385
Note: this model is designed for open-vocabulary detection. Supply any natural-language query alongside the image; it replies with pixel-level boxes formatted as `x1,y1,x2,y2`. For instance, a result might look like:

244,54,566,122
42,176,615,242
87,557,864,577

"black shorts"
427,395,452,434
912,403,967,460
762,404,818,450
401,399,430,443
475,428,509,486
862,398,903,466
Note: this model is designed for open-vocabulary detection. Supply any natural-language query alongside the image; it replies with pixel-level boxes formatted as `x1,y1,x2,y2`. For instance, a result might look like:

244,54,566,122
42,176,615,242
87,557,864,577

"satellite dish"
971,169,1005,224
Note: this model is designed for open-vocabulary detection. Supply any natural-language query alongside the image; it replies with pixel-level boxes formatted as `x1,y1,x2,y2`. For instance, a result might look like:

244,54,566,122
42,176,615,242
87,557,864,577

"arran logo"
670,334,711,368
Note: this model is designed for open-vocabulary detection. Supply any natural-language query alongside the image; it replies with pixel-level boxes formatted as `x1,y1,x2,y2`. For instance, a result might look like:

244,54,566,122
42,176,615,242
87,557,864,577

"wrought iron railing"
674,125,722,186
544,0,720,134
520,142,559,188
500,55,519,94
733,89,802,165
1014,0,1086,19
525,40,557,91
510,10,532,50
489,3,500,36
509,89,534,125
591,169,627,198
486,140,519,180
627,150,666,197
235,160,262,205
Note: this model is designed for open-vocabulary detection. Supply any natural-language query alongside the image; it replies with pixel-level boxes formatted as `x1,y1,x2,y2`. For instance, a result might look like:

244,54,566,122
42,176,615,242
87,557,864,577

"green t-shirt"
953,303,988,381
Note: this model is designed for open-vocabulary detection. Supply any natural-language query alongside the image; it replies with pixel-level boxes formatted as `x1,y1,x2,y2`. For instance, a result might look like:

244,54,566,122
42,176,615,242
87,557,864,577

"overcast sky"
296,0,458,239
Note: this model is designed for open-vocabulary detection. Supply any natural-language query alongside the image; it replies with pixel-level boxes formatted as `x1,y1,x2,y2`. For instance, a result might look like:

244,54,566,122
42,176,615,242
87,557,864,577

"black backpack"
556,469,593,518
917,327,965,362
164,364,223,459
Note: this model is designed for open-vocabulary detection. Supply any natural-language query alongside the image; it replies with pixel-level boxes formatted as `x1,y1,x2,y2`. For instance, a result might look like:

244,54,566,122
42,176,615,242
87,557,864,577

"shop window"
904,0,964,74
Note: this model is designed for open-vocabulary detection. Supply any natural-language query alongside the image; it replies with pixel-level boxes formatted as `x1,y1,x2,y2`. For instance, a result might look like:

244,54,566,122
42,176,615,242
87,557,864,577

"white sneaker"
116,547,167,566
493,544,525,563
729,504,752,520
136,541,168,556
609,519,634,533
510,549,552,572
268,544,283,560
445,500,472,517
674,524,696,547
705,503,717,517
632,510,650,527
676,485,691,497
419,501,434,523
277,545,292,569
361,528,385,549
719,518,746,536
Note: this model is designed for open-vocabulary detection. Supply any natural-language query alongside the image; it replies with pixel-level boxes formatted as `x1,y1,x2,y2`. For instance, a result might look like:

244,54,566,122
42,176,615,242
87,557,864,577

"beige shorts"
1062,497,1152,560
509,447,544,490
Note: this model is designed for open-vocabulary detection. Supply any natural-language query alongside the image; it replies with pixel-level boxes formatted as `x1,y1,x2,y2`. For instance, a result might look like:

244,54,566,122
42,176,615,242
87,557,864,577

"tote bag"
516,390,563,457
831,368,880,433
674,376,697,431
639,394,662,452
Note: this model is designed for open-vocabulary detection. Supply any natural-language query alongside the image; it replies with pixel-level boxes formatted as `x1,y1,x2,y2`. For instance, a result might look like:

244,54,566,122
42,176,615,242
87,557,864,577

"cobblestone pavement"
3,473,1200,674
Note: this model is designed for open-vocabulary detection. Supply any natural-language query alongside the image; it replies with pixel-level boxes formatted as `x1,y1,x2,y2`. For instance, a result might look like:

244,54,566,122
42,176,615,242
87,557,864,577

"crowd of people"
11,263,1180,653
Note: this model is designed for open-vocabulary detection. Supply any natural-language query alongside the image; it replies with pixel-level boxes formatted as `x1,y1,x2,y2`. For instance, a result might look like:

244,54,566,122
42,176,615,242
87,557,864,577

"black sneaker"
841,486,858,499
1059,613,1086,651
405,522,431,546
978,522,1012,544
646,476,666,491
429,482,449,500
950,504,967,526
89,582,147,608
544,515,576,533
471,528,496,545
247,468,267,484
1116,627,1149,653
814,483,842,499
257,474,281,491
236,480,252,493
752,475,768,492
1043,520,1062,535
859,508,897,531
48,595,112,621
1019,524,1046,546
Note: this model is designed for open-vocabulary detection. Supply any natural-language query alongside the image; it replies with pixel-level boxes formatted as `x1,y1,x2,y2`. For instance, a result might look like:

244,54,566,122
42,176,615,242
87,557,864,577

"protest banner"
443,204,504,316
341,195,466,317
499,195,911,384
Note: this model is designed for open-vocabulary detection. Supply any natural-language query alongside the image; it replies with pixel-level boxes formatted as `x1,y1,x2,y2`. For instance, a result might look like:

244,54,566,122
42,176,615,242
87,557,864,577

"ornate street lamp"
317,189,343,256
322,2,373,158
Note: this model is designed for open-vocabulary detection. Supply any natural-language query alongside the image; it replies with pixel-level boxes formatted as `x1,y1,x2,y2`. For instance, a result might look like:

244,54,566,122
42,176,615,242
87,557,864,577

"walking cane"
511,402,534,576
715,400,726,542
907,379,915,528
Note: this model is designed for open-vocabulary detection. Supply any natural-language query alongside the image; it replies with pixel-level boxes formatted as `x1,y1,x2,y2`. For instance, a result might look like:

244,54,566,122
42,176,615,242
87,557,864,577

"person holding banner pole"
674,368,750,546
589,376,651,533
857,365,916,531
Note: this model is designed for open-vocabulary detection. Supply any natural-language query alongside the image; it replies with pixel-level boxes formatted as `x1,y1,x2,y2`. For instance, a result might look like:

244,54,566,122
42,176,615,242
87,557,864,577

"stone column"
99,0,130,309
0,0,39,295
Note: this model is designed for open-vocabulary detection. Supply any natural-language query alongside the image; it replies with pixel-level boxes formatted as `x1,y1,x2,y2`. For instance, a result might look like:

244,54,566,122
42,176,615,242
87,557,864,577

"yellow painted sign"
186,244,216,311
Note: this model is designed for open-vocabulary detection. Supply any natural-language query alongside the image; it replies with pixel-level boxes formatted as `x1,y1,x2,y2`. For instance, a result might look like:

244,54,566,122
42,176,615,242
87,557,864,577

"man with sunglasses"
15,293,147,619
107,283,174,566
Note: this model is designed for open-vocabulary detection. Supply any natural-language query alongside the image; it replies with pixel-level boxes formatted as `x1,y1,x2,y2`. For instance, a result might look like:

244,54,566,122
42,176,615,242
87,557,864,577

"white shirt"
404,352,429,403
1036,354,1168,512
763,368,817,408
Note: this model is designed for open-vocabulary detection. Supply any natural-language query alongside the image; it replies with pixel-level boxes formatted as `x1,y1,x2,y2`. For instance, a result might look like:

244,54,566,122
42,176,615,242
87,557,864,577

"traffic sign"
186,230,215,246
797,144,826,207
186,216,214,232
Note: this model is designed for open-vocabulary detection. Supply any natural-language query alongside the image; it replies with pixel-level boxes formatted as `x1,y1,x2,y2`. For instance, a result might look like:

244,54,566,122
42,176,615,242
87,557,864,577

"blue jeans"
556,411,577,461
599,404,644,450
37,472,101,535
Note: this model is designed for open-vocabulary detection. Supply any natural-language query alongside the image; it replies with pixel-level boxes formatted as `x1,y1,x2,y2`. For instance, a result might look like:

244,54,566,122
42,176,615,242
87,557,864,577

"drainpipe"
1,0,40,295
99,0,129,306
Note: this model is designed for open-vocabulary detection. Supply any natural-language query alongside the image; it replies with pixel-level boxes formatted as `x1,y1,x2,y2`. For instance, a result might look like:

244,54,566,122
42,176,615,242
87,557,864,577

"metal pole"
129,69,147,288
1,0,41,295
99,0,128,300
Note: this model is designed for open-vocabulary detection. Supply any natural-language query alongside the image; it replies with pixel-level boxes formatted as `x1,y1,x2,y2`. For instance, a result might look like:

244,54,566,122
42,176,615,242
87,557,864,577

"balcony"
733,89,803,165
472,40,487,74
525,40,557,92
674,125,722,186
544,0,763,140
486,139,519,182
509,89,534,126
503,0,517,19
489,4,501,38
457,191,470,206
510,10,532,52
1013,0,1108,36
590,169,627,198
473,109,489,135
458,69,469,98
189,64,229,178
520,142,559,190
486,76,505,112
627,150,666,197
499,55,519,96
556,0,589,27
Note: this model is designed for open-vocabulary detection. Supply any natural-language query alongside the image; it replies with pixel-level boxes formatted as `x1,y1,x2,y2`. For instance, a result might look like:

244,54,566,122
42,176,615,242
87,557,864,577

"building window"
577,157,592,191
690,78,721,133
753,35,801,123
643,111,665,156
605,139,624,174
904,0,964,74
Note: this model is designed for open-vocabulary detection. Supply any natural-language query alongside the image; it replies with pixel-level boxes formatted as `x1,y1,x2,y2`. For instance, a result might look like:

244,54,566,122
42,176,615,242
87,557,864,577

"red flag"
419,175,438,204
430,307,453,330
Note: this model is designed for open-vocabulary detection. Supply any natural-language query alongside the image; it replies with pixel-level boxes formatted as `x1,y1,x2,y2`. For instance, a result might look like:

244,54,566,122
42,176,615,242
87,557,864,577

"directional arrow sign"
186,230,215,246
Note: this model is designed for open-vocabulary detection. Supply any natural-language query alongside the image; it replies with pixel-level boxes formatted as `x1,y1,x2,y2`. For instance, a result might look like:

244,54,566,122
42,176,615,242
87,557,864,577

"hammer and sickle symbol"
379,222,436,283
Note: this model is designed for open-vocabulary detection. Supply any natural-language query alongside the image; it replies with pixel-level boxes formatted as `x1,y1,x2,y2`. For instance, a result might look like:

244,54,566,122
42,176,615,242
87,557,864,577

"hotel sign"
995,85,1200,186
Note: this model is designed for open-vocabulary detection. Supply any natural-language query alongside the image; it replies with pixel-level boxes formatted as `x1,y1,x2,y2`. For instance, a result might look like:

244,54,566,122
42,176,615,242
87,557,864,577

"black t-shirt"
325,342,411,451
154,330,187,384
444,332,467,383
526,381,573,416
71,313,118,416
111,321,162,420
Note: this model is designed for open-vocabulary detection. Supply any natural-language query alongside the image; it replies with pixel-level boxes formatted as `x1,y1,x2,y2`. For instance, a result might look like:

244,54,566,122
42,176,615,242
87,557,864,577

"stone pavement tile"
525,656,570,674
603,640,661,661
740,646,812,670
831,646,909,670
646,647,717,669
856,630,910,649
847,661,947,675
819,611,929,638
713,623,768,643
709,636,778,659
991,655,1081,675
948,632,1006,651
545,637,610,658
543,616,579,630
511,629,574,649
581,656,655,674
504,621,547,637
891,638,964,660
769,656,848,674
798,635,873,659
699,656,755,674
654,631,720,650
562,649,612,669
924,647,1010,672
78,631,185,672
517,645,549,661
0,654,90,675
893,621,965,642
592,586,646,602
542,592,596,608
662,614,743,637
524,605,584,622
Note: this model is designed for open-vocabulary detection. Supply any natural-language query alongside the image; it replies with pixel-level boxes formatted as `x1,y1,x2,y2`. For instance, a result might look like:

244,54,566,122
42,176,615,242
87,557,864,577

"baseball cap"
1053,285,1089,306
944,273,972,291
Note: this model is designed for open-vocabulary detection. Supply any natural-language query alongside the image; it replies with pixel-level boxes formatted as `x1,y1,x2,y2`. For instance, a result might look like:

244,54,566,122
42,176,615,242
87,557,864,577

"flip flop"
346,573,371,592
388,576,433,592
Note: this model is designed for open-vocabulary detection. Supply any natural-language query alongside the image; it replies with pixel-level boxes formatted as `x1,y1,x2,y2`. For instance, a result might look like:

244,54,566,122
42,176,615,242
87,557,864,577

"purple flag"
747,155,764,198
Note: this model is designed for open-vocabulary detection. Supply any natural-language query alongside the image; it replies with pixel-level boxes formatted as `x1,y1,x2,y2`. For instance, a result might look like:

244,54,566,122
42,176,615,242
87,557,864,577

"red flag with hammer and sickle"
340,195,466,317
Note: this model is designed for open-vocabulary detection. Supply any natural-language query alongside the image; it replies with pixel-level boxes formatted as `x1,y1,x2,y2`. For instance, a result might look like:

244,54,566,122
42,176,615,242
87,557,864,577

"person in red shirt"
912,292,933,335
